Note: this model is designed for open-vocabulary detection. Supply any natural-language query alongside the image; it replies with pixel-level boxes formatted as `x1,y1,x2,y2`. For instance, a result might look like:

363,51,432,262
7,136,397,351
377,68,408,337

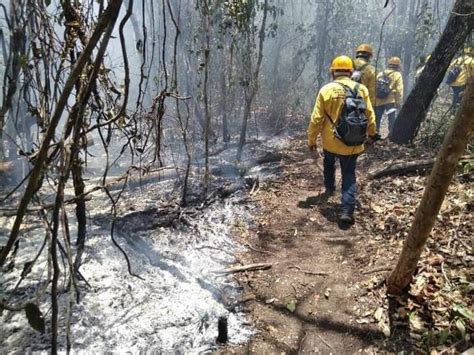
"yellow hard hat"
356,43,373,55
388,56,401,66
330,55,353,71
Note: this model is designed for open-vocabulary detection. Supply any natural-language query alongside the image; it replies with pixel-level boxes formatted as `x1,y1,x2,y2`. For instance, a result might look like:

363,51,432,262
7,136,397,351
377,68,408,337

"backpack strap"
335,81,361,98
385,70,401,91
325,82,361,126
326,112,337,127
357,62,370,71
382,69,393,78
354,83,361,97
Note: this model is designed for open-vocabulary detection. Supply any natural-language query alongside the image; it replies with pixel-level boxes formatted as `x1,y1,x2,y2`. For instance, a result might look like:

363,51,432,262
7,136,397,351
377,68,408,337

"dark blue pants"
375,103,397,134
323,150,358,215
452,86,465,106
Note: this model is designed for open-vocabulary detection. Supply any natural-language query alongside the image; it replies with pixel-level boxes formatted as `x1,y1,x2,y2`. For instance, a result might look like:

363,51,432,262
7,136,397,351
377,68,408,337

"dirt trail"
224,136,389,353
223,130,473,354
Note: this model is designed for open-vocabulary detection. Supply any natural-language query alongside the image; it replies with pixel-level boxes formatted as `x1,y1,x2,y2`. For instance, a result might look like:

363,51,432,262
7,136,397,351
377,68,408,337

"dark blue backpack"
327,83,369,146
445,65,462,85
376,71,393,99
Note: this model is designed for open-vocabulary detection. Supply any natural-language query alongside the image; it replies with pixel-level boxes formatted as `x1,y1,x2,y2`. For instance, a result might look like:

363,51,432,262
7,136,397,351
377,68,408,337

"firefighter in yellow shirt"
353,43,376,105
446,47,474,106
374,57,404,135
307,56,377,225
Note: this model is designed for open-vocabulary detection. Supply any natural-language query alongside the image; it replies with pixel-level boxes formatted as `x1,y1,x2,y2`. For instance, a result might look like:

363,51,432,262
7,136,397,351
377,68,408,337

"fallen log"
368,155,472,179
214,262,272,274
108,205,198,231
254,151,283,165
368,159,434,179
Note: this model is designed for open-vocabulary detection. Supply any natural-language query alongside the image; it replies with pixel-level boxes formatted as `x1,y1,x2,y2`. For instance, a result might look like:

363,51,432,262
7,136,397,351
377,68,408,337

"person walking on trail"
446,47,474,107
307,55,377,225
374,56,404,135
353,43,376,106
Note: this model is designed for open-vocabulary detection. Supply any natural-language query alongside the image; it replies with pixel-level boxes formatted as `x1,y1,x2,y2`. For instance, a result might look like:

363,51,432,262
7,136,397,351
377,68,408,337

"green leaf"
438,329,449,345
453,304,474,319
19,55,28,69
286,302,296,313
455,318,465,339
464,162,474,174
25,303,45,333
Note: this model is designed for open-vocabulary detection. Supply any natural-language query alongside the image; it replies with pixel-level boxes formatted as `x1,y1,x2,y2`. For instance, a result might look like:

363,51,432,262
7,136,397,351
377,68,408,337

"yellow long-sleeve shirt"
307,76,376,156
448,55,474,87
354,58,376,106
375,69,403,107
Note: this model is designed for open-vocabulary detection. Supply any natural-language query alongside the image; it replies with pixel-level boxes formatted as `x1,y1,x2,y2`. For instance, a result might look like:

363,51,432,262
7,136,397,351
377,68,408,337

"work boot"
324,186,335,196
325,188,335,196
339,212,355,225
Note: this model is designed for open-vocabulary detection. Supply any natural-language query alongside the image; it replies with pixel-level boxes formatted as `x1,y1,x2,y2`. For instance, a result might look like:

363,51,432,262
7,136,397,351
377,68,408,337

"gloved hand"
367,133,381,145
309,144,321,160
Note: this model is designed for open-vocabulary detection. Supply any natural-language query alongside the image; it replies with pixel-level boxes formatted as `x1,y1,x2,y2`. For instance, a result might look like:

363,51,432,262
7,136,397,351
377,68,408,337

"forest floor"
221,132,473,354
0,121,472,353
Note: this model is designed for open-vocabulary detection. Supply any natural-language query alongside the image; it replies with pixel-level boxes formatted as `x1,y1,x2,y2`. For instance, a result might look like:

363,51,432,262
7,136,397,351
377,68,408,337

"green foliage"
286,301,296,312
452,304,474,320
463,161,474,174
223,0,280,34
438,329,449,345
455,318,466,338
419,304,474,350
224,0,257,31
19,55,29,69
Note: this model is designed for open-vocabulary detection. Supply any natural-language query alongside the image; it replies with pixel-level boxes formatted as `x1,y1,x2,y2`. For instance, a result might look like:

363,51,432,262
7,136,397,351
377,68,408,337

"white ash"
1,181,255,353
0,136,291,352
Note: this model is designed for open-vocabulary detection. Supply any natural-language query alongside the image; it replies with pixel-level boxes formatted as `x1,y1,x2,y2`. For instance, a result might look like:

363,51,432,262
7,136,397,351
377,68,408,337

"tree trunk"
123,0,142,50
202,0,211,193
0,1,25,160
315,0,331,90
236,0,269,161
390,0,409,57
236,89,253,161
401,0,419,91
390,0,474,144
220,51,230,143
72,160,87,275
227,45,237,140
387,78,474,295
269,37,284,132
